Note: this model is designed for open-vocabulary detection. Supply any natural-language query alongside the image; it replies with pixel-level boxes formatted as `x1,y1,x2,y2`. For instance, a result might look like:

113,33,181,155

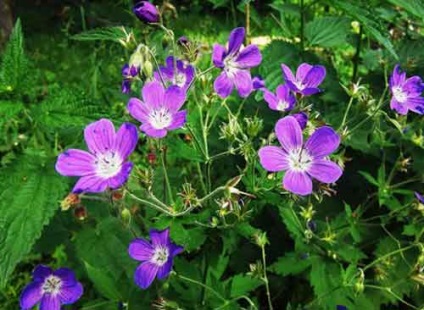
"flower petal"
54,268,77,286
84,119,116,156
390,98,408,115
233,69,253,98
295,63,313,81
167,110,187,130
33,265,53,281
134,262,159,289
140,123,168,138
235,45,262,68
301,87,321,96
276,84,295,110
258,146,289,172
20,282,43,310
156,258,173,280
283,170,313,196
142,81,165,109
275,116,303,152
40,294,61,310
129,238,154,261
107,162,133,189
291,112,308,130
212,44,226,68
281,64,296,85
72,175,108,194
55,149,96,177
303,65,326,88
403,76,424,96
415,192,424,204
150,228,170,247
227,27,245,55
127,98,150,123
164,85,186,112
305,126,340,158
263,90,278,110
170,243,184,256
114,123,138,159
214,71,234,98
58,282,83,305
406,96,424,114
308,159,343,183
389,64,405,88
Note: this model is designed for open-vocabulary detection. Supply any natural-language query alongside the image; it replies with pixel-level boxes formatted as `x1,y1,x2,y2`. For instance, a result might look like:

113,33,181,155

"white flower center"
151,246,169,266
224,56,239,78
287,148,312,172
95,152,122,178
276,100,289,111
392,86,407,103
173,73,186,88
294,80,305,91
149,108,172,129
42,275,62,295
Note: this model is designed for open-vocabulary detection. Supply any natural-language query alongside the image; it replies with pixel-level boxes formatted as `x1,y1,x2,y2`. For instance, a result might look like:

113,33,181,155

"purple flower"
389,64,424,115
129,228,183,289
154,56,195,91
133,1,160,23
212,27,262,98
263,84,296,112
415,192,424,204
292,112,308,130
258,116,342,195
56,119,138,193
281,63,326,96
121,64,140,94
20,265,83,310
127,81,187,138
252,76,265,90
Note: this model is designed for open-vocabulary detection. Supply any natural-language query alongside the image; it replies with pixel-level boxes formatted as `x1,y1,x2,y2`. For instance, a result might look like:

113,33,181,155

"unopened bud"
61,193,80,211
74,206,87,220
133,1,160,24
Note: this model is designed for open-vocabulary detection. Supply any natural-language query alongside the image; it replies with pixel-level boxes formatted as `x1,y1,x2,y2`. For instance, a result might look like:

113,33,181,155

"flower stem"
159,143,174,205
176,273,227,303
338,96,355,132
261,244,273,310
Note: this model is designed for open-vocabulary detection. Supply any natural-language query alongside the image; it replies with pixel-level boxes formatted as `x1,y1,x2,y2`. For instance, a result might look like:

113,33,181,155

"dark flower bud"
306,219,317,232
291,112,308,130
74,206,87,220
177,36,189,46
252,76,265,90
133,1,160,24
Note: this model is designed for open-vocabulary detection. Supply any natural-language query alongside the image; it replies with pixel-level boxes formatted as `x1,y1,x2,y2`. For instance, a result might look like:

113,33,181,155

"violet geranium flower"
389,64,424,115
258,116,342,195
292,112,308,130
20,265,83,310
56,119,138,193
154,56,195,91
252,76,265,90
212,27,262,98
281,63,326,96
133,1,160,24
129,228,183,289
263,84,296,112
127,81,187,138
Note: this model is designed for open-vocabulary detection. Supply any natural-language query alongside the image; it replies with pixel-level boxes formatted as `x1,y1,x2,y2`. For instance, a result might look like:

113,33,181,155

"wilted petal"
283,170,313,196
134,262,159,289
40,294,61,310
235,45,262,68
140,123,168,138
214,72,234,98
308,159,343,183
150,228,170,247
72,174,108,194
212,44,226,68
107,162,133,189
258,146,289,172
20,282,43,310
142,81,165,109
227,27,245,55
127,98,150,123
58,282,83,305
55,149,96,177
233,70,253,98
84,119,115,155
156,258,173,280
303,65,326,88
275,116,303,152
129,238,154,261
164,86,186,112
167,110,187,130
305,126,340,158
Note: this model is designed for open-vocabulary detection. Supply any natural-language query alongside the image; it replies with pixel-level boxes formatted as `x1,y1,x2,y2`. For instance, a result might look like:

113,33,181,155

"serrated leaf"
305,17,350,48
278,205,304,239
84,262,122,301
71,26,131,43
170,221,206,252
230,274,262,298
0,154,67,287
269,252,312,276
387,0,424,20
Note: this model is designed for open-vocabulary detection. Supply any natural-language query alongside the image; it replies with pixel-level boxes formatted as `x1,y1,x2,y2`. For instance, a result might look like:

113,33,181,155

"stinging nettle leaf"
305,16,350,48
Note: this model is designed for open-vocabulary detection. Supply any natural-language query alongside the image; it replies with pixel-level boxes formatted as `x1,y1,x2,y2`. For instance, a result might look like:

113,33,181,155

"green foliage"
305,17,350,48
71,26,132,44
0,153,67,287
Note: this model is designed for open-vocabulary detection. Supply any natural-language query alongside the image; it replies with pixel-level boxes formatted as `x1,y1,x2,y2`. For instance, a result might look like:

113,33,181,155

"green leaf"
0,153,67,287
0,100,24,129
170,221,207,252
71,26,132,43
0,19,28,93
387,0,424,20
269,252,312,276
278,205,304,240
305,17,350,48
230,274,262,298
358,171,379,187
84,262,122,301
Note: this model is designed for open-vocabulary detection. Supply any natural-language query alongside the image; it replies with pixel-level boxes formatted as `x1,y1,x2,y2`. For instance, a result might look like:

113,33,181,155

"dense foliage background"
1,0,424,309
